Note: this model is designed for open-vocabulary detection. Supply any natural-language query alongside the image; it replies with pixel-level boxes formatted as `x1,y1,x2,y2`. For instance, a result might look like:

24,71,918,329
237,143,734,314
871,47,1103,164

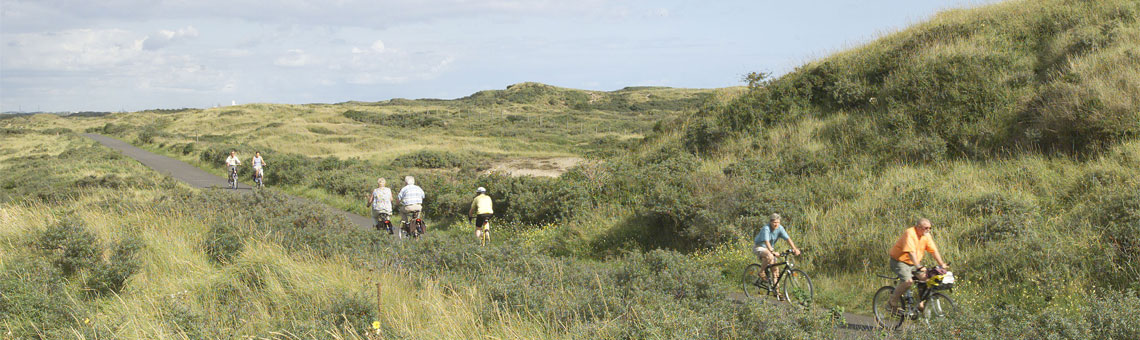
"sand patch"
488,157,583,177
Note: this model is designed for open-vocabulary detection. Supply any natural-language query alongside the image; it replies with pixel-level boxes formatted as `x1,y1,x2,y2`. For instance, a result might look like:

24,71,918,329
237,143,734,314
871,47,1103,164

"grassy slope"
647,0,1140,314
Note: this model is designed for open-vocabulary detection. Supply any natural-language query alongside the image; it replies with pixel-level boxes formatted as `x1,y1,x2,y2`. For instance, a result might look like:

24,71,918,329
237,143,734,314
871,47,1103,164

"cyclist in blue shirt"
754,213,801,282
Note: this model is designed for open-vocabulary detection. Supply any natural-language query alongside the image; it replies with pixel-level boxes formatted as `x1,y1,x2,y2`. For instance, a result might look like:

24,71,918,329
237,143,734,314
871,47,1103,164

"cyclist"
468,186,493,241
397,176,425,234
251,151,266,186
887,218,949,311
225,150,241,185
367,178,394,233
753,213,801,283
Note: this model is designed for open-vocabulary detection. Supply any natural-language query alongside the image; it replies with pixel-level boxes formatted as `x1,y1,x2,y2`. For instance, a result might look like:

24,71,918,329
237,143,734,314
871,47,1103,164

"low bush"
86,234,144,295
204,220,244,264
35,216,101,276
390,150,481,169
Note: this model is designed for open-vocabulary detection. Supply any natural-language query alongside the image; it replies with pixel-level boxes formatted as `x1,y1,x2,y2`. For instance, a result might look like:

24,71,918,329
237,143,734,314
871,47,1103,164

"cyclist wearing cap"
887,218,949,311
753,213,801,282
469,187,493,240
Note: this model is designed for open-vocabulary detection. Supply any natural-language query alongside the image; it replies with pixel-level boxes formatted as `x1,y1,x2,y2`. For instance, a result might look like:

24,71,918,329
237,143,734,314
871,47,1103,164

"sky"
0,0,999,113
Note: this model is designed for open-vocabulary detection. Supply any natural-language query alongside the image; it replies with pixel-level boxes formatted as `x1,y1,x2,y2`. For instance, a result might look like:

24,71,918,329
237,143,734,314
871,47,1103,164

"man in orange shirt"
887,218,949,309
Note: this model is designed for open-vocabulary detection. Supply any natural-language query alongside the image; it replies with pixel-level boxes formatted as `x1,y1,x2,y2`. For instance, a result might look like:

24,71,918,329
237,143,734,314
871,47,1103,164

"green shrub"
264,153,314,185
390,150,479,169
961,193,1040,245
181,142,196,155
204,220,244,264
86,234,144,295
40,127,73,135
136,128,157,144
343,110,446,128
683,116,728,154
35,216,101,276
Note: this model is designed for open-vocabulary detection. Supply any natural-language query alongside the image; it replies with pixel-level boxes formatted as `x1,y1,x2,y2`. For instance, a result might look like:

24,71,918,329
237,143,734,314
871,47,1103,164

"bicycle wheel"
741,264,767,298
873,286,905,330
922,292,957,325
779,269,813,307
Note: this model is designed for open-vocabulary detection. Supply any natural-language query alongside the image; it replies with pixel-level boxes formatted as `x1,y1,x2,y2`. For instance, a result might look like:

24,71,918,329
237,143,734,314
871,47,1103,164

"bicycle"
472,216,491,246
401,210,426,239
375,212,394,235
228,166,239,189
872,266,957,330
253,164,266,188
741,249,814,307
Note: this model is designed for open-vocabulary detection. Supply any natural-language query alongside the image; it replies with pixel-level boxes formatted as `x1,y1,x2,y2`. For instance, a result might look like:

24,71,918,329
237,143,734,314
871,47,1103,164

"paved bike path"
83,133,375,229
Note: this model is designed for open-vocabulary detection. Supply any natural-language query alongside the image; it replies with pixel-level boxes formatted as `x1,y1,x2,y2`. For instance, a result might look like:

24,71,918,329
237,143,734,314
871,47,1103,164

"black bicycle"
872,266,957,330
741,249,814,307
228,166,239,189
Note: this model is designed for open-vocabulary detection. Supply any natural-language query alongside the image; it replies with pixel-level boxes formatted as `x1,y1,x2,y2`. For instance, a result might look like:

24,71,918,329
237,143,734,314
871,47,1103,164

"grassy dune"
4,0,1140,338
634,0,1140,329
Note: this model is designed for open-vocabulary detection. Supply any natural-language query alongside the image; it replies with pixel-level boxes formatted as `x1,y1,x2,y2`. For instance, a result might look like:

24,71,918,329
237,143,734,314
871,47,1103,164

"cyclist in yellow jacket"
469,187,493,241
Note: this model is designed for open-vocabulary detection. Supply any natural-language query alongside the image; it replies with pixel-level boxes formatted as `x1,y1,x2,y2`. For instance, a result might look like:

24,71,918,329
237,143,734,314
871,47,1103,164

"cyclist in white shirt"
251,151,266,183
225,151,241,176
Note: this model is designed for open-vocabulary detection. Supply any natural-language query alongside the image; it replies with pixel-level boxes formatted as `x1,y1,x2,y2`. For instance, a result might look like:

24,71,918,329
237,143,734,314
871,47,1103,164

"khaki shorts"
754,247,774,262
890,258,916,281
401,204,423,222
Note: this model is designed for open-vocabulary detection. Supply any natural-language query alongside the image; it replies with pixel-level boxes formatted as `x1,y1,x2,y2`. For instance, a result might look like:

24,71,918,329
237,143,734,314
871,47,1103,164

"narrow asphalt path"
83,133,375,229
84,133,883,337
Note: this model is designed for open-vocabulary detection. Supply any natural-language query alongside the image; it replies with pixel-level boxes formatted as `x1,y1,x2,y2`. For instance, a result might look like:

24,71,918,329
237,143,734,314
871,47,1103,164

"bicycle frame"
764,251,798,282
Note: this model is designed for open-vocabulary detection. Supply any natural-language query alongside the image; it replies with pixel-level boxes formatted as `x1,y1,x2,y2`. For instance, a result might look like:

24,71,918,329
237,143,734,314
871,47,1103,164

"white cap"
476,187,486,193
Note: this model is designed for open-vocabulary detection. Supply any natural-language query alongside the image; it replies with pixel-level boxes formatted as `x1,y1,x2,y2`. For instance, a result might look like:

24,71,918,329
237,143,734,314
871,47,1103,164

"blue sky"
1,0,998,112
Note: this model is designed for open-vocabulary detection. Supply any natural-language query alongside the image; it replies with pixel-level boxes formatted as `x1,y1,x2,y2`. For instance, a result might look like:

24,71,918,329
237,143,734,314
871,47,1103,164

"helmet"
476,187,486,193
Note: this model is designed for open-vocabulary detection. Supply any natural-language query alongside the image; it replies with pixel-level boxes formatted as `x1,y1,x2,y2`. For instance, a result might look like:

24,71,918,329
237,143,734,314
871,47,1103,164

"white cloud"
274,49,316,67
213,48,253,57
340,40,453,85
2,29,144,70
2,0,613,32
143,26,199,50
